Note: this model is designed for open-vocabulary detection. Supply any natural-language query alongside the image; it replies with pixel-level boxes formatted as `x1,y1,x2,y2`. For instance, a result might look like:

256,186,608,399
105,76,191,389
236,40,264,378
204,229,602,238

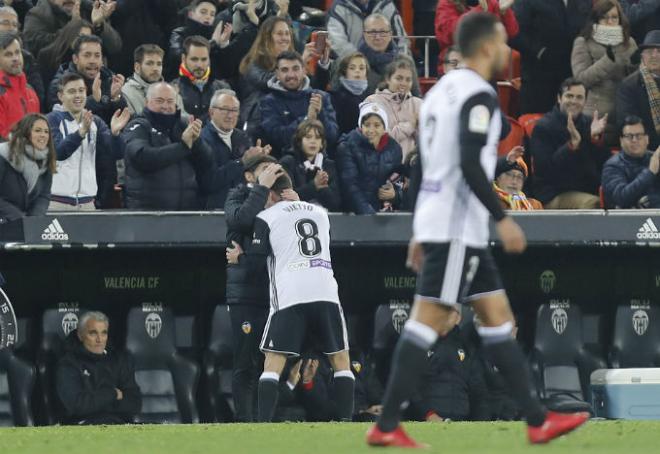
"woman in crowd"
572,0,638,145
337,102,402,215
0,114,56,222
365,56,422,161
331,52,371,137
280,120,341,211
37,18,93,89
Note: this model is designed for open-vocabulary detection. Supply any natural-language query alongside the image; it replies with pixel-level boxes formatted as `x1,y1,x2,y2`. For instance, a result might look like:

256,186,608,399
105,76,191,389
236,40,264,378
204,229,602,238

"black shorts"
260,301,348,357
415,241,504,306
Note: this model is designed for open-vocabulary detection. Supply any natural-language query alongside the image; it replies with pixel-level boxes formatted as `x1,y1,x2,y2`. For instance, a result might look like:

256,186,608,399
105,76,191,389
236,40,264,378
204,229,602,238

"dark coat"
279,151,342,212
47,63,128,125
23,50,45,108
336,129,403,214
121,111,214,210
200,122,251,209
56,331,141,425
330,85,368,137
530,106,609,203
512,0,591,114
602,150,660,208
617,70,660,150
621,0,660,44
224,183,269,307
171,76,230,124
0,154,51,222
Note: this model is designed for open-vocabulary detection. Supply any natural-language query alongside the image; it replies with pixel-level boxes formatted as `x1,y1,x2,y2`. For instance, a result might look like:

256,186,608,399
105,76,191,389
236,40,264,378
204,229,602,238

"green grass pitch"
0,421,656,454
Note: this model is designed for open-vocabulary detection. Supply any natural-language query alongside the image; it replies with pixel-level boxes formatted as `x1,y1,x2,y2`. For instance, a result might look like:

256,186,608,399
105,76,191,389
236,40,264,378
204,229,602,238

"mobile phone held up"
314,31,328,55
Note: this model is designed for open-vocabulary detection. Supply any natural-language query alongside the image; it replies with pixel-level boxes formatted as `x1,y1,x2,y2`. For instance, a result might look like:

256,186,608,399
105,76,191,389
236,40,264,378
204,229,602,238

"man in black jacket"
223,152,287,422
56,311,141,425
122,81,214,210
531,78,609,208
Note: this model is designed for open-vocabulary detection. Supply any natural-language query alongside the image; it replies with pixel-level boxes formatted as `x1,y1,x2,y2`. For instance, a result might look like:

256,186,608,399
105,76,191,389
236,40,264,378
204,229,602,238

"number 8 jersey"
251,201,340,311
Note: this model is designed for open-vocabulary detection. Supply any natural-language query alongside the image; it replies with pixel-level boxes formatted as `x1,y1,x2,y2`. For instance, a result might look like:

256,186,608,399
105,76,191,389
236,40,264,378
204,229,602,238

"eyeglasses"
364,30,391,37
151,98,176,107
622,133,647,141
211,106,239,114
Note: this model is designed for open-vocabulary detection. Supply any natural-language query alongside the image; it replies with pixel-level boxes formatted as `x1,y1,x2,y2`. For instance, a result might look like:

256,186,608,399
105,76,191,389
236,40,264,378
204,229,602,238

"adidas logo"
42,219,69,241
637,218,660,240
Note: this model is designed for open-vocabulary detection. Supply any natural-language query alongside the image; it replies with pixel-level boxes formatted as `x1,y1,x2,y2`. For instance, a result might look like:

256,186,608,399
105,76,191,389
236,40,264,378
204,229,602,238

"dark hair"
8,114,57,174
380,54,418,91
620,115,646,136
134,44,164,64
190,0,217,9
456,12,499,59
41,19,92,76
242,153,277,173
271,172,293,193
293,120,326,156
58,71,85,92
183,35,210,55
558,77,588,97
72,34,102,55
449,0,468,14
239,16,295,75
337,51,370,77
0,30,19,50
581,0,631,45
276,50,303,67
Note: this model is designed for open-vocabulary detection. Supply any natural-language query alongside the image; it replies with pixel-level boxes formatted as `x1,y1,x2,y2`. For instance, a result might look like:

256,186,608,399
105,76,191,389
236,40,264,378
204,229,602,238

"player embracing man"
366,12,589,448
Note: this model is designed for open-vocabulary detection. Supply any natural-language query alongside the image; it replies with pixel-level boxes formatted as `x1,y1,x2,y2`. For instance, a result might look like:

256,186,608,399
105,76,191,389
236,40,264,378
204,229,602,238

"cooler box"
591,368,660,419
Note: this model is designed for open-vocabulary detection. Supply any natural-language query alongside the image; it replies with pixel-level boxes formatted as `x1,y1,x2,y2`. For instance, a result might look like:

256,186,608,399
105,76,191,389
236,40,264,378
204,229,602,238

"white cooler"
591,368,660,419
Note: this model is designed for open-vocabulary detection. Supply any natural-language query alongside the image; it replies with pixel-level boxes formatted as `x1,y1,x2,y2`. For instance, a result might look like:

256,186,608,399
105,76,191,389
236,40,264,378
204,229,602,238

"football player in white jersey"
229,174,354,423
367,13,589,448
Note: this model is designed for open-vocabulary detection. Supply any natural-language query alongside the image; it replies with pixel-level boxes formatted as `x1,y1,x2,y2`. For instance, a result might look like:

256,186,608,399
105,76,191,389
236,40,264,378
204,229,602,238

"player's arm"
232,217,272,267
459,92,506,222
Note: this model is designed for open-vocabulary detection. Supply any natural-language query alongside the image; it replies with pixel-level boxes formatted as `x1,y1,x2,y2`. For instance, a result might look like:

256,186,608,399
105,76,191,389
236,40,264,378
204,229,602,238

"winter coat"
47,63,128,126
602,150,660,208
224,183,270,307
56,331,141,425
47,108,122,206
24,0,121,60
22,50,45,108
512,0,592,114
337,129,402,214
0,144,52,222
326,0,409,59
530,106,609,203
571,36,638,119
617,70,660,149
0,71,40,139
365,88,422,160
121,111,215,210
171,76,230,124
621,0,660,44
330,84,368,136
200,122,251,209
279,150,342,211
121,73,152,115
259,77,339,156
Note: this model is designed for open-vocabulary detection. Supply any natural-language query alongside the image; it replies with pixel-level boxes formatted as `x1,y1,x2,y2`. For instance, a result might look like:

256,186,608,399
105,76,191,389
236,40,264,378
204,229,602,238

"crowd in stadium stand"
3,0,660,424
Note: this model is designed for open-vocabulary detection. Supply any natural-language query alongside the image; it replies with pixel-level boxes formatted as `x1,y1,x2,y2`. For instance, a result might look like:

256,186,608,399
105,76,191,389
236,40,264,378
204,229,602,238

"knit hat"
495,156,528,179
358,102,389,130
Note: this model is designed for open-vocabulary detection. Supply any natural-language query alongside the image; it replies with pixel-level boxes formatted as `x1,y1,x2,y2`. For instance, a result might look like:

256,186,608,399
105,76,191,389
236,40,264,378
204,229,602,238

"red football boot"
528,411,590,444
366,424,428,449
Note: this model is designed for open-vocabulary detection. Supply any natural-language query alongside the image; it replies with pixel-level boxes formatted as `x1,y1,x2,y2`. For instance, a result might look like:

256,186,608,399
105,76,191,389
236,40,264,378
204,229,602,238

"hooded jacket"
56,330,141,425
602,149,660,208
121,73,154,115
0,70,40,139
259,77,339,156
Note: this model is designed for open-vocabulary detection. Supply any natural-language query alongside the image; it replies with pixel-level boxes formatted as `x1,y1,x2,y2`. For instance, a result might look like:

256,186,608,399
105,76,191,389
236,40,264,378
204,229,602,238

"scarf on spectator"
179,63,210,90
303,153,324,172
640,63,660,135
212,122,234,149
0,142,49,193
592,24,624,47
358,39,397,75
493,183,534,211
340,77,368,95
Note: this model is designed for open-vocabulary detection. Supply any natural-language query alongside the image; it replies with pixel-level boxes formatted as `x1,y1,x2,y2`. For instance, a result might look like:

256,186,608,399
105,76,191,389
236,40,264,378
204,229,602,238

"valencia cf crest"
241,321,252,334
632,310,649,336
457,349,465,362
145,312,162,339
61,312,79,336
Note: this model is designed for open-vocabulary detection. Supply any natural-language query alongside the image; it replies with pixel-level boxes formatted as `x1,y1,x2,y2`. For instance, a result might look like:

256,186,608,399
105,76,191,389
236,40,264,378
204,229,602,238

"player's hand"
115,388,123,400
281,189,300,201
366,405,383,416
288,359,302,387
226,240,243,264
406,239,424,273
496,217,527,254
301,359,319,384
257,163,285,188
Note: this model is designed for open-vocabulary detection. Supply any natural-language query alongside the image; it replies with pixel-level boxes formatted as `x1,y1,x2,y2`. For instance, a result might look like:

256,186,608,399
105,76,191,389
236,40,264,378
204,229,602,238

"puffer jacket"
336,129,402,214
0,71,40,140
602,150,660,208
365,88,422,161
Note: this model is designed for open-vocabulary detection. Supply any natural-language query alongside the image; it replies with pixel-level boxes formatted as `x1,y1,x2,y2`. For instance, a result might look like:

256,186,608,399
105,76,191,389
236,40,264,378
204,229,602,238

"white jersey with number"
253,201,340,311
414,68,502,248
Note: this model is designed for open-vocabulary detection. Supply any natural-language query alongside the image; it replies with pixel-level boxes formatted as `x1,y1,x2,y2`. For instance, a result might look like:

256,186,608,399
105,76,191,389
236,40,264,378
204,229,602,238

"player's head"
242,153,278,184
267,172,293,207
455,12,509,76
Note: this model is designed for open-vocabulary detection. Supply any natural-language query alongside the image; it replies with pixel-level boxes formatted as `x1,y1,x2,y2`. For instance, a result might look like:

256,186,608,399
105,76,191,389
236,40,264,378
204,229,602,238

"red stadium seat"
498,116,524,157
418,77,438,95
519,113,544,138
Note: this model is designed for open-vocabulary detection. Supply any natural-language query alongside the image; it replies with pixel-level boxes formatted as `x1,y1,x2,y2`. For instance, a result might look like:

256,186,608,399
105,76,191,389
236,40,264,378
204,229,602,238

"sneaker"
528,411,590,444
366,424,428,449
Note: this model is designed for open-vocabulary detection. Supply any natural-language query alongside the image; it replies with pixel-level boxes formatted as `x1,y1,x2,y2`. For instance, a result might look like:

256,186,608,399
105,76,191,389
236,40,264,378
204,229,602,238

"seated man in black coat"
56,311,141,425
121,81,214,210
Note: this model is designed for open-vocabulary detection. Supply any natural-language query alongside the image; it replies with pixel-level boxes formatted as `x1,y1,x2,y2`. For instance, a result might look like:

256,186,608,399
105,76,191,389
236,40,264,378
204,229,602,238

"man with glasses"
531,78,609,209
602,115,660,208
327,0,408,59
201,89,252,209
121,81,214,210
617,30,660,151
442,45,462,75
493,148,542,211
